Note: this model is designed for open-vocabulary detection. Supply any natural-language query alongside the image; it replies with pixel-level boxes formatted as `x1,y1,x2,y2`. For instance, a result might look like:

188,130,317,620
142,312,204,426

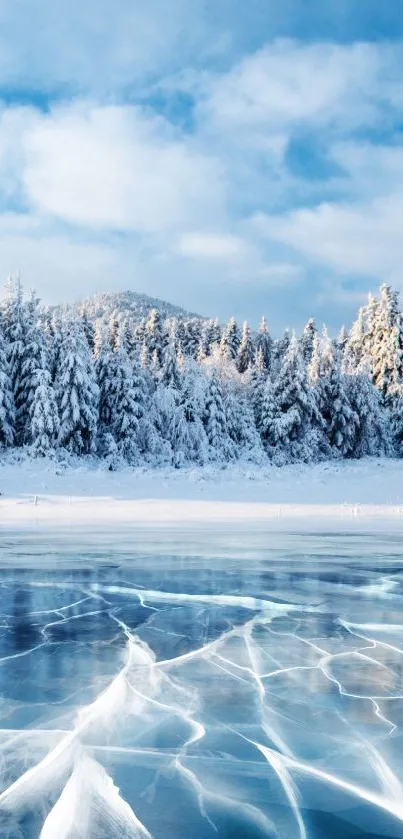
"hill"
65,290,202,323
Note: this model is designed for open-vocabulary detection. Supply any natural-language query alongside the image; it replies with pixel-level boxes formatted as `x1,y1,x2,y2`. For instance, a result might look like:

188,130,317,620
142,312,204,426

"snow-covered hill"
60,290,202,322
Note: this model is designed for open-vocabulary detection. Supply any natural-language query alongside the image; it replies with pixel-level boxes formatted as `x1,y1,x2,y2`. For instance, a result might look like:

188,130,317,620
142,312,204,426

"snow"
1,455,403,528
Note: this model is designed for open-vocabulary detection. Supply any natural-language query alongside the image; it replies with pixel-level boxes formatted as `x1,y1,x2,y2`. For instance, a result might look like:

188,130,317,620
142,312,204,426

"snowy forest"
0,278,402,468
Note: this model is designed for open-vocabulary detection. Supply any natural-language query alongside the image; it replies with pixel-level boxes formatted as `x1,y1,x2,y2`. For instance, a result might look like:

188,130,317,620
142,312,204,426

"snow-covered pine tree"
345,363,391,458
220,317,240,361
255,316,272,372
19,312,49,444
237,321,255,374
81,310,95,351
108,310,121,350
181,319,202,359
249,347,268,430
0,325,15,447
116,316,137,358
95,325,115,432
56,319,99,454
49,314,65,382
144,308,164,363
370,285,403,400
271,328,291,378
224,383,262,461
261,332,319,462
199,318,220,359
2,277,27,437
139,340,148,369
310,329,357,458
344,306,367,372
338,325,348,355
109,341,142,464
180,359,208,463
203,369,230,460
30,367,59,455
299,318,317,365
160,341,182,391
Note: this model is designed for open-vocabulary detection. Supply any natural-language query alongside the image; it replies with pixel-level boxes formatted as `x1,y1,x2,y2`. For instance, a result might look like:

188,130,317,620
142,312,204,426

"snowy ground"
0,455,403,529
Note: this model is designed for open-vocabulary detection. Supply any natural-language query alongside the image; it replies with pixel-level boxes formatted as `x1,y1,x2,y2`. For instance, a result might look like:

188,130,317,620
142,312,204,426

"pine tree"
181,360,208,463
310,329,357,458
345,364,391,458
369,285,403,400
262,333,319,462
108,311,121,350
300,318,317,365
203,370,229,459
160,342,182,391
56,321,99,454
2,277,27,440
0,326,15,447
30,368,59,454
255,317,272,372
95,329,115,431
81,311,95,351
19,316,49,444
145,308,164,363
225,385,261,459
220,317,240,361
109,343,142,463
344,307,367,373
199,318,221,359
237,321,255,374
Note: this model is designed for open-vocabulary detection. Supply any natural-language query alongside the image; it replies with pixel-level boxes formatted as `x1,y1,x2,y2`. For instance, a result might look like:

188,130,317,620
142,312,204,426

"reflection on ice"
0,529,403,837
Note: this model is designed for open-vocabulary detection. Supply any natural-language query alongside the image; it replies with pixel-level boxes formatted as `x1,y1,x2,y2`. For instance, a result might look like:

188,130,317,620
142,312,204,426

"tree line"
0,279,401,467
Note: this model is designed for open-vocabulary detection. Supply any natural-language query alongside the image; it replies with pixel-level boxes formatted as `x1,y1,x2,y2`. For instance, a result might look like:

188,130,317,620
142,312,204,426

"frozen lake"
0,526,403,838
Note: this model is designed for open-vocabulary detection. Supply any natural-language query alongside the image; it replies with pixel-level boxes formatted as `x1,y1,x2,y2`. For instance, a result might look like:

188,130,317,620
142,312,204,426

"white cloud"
258,193,403,278
198,40,400,134
175,232,246,259
0,0,208,93
20,103,225,232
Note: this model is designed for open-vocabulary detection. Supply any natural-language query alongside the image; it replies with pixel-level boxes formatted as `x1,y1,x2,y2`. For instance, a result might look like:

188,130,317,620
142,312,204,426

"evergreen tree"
300,318,317,365
237,321,255,374
249,352,267,430
81,311,95,351
2,277,27,435
145,308,164,363
56,321,99,454
30,368,59,454
160,342,182,391
95,329,115,431
310,330,357,458
255,316,272,372
344,307,367,372
19,316,49,444
203,370,229,459
225,385,261,459
345,364,391,458
0,326,15,447
180,360,208,463
108,311,121,350
220,317,240,361
262,333,318,462
371,285,403,399
109,342,142,463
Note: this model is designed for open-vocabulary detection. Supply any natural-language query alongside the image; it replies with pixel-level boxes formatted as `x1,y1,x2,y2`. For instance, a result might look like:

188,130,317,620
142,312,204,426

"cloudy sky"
0,0,402,330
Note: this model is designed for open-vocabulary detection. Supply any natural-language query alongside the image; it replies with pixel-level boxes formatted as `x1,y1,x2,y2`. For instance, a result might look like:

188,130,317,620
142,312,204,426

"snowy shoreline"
1,456,403,530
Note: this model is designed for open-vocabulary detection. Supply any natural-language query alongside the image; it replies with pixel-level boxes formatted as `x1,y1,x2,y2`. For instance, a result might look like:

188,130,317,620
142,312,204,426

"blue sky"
0,0,402,331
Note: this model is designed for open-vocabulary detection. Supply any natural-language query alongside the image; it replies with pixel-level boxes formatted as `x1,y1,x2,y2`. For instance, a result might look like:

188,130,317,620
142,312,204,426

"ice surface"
0,528,403,837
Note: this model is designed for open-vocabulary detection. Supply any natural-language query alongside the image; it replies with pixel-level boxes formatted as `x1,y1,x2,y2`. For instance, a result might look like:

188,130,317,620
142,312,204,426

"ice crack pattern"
1,528,403,838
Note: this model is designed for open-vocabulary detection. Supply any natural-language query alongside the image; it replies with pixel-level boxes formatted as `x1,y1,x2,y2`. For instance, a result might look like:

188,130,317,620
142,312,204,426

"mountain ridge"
59,289,203,322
